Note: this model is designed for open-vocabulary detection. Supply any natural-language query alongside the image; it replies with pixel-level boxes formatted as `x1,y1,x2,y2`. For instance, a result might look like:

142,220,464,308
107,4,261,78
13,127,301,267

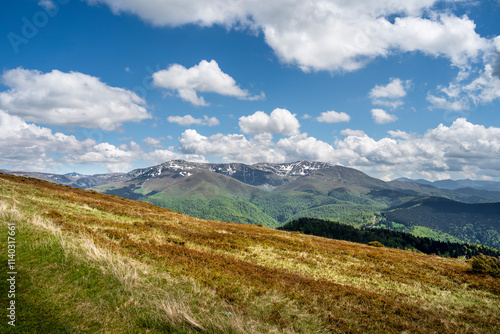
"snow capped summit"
64,172,87,178
253,160,335,177
122,160,359,188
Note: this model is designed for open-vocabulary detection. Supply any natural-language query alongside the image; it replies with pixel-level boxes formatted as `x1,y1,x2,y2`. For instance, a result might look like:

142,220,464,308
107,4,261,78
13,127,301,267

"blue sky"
1,0,499,181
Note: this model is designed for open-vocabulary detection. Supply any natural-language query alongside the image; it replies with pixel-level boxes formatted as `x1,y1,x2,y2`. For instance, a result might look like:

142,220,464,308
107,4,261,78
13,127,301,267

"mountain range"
2,160,500,249
396,177,500,191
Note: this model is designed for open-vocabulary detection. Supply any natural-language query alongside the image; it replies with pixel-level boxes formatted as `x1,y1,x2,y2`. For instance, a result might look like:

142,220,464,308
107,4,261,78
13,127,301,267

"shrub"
368,241,384,248
470,254,500,278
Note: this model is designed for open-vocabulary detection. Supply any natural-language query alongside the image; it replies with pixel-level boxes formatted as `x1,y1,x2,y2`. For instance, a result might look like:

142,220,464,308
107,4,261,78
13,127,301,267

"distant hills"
396,177,500,191
2,160,500,249
395,177,500,201
0,169,128,189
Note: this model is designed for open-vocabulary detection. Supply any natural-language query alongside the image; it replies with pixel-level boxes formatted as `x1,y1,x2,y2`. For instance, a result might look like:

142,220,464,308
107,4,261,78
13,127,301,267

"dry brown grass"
1,172,499,333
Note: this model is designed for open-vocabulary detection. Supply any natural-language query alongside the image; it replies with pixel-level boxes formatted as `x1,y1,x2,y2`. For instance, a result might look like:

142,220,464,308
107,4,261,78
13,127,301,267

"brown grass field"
0,172,499,333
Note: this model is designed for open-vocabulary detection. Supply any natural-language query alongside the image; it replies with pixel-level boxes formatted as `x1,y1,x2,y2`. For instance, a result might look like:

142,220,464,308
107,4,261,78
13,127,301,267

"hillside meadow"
0,173,499,333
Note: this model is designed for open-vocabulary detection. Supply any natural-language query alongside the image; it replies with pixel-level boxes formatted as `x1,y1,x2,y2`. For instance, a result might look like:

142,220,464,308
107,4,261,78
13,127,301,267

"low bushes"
470,254,500,278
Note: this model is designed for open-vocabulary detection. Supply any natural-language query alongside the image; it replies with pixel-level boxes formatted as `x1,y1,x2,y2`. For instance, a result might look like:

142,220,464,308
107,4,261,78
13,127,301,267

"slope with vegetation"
1,172,499,333
279,217,500,258
378,197,500,249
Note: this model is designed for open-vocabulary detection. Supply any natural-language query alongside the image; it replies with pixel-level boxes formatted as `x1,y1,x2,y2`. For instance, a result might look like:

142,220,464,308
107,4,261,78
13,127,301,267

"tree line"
278,217,500,258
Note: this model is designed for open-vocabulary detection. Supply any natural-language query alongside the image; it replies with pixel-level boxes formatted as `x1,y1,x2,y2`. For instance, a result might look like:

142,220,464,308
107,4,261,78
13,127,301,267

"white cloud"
426,94,468,111
152,59,263,106
371,109,398,124
167,114,220,126
179,129,283,163
0,109,209,173
142,149,207,165
38,0,55,10
143,137,163,147
0,68,151,131
64,142,140,172
316,110,350,123
370,78,411,108
0,109,92,171
464,64,500,104
333,118,500,180
388,130,412,140
239,108,300,135
390,14,489,66
276,133,336,162
264,8,490,72
340,129,367,137
370,78,409,99
0,110,142,172
427,58,500,111
87,1,494,72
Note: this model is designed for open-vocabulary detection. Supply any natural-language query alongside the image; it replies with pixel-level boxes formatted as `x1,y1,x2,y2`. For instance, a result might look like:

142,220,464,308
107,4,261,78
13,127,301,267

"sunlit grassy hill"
1,172,499,333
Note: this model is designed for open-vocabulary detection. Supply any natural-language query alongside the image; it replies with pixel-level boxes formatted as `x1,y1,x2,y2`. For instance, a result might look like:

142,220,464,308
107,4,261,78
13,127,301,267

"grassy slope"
1,173,499,333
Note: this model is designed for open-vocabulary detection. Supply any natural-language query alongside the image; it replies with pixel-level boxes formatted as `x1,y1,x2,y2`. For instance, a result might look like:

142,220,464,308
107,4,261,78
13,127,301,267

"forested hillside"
379,197,500,249
279,218,500,258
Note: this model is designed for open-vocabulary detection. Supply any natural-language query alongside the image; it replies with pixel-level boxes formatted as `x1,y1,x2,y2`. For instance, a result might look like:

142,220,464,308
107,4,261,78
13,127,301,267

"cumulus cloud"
0,68,151,131
142,149,207,165
390,14,489,66
38,0,55,10
370,78,408,99
0,109,90,170
428,62,500,111
275,118,500,180
152,59,263,106
143,137,163,147
371,109,398,124
0,109,211,172
167,114,220,126
239,108,300,136
179,129,284,163
426,94,468,111
316,110,350,123
63,142,141,172
334,118,500,180
388,130,412,140
276,133,336,162
87,0,493,72
340,129,367,137
0,109,142,172
369,78,411,108
464,64,500,104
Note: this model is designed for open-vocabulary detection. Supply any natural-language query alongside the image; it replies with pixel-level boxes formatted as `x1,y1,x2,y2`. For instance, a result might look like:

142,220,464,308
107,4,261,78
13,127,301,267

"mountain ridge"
396,177,500,192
